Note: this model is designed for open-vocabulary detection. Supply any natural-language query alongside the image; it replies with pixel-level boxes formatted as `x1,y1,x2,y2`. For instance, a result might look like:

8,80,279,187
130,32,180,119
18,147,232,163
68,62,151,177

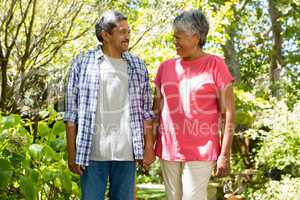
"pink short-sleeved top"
154,54,233,161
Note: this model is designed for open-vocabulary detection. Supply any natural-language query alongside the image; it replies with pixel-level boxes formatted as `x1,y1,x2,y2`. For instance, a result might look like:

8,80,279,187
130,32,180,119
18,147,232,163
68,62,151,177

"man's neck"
102,45,122,58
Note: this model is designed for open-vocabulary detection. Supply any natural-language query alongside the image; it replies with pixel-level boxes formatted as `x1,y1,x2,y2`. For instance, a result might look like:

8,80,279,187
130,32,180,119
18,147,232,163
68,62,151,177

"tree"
268,0,284,96
0,0,97,113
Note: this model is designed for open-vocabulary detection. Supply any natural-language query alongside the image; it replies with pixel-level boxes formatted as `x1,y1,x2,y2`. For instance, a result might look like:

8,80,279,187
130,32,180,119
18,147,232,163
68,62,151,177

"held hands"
141,146,156,170
215,154,231,177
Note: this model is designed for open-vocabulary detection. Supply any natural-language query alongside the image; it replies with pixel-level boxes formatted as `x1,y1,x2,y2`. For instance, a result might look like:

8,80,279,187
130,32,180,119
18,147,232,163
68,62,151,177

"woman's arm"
216,84,235,177
152,86,163,140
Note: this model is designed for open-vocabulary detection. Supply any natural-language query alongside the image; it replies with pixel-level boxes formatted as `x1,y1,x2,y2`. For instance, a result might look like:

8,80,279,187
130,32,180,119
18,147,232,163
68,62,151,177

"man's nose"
126,31,130,39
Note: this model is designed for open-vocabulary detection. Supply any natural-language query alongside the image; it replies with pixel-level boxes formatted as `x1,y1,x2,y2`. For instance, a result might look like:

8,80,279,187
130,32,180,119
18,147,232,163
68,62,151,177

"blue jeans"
80,161,136,200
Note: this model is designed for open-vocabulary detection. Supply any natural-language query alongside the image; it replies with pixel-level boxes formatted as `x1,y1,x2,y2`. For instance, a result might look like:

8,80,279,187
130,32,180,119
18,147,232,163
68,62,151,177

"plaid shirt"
64,46,155,166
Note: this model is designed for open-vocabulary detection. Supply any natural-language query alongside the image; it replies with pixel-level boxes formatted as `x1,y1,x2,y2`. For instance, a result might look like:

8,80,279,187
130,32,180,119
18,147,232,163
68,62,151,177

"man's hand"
65,122,83,175
143,119,155,170
68,159,84,175
215,155,230,177
142,147,155,170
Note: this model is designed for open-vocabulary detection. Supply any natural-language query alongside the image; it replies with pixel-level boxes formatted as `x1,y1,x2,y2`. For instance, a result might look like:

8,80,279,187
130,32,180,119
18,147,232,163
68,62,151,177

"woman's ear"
193,34,201,47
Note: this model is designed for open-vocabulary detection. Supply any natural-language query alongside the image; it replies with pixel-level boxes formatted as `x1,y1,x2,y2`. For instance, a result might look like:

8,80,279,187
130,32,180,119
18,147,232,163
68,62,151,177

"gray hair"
95,11,127,42
174,9,209,48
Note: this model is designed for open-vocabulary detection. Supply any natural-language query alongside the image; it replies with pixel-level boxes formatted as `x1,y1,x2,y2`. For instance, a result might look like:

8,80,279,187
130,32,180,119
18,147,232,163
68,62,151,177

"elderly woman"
153,9,235,200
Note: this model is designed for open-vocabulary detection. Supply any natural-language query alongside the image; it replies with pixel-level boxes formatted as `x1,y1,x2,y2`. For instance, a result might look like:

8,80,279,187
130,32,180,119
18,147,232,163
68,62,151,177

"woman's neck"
182,48,206,61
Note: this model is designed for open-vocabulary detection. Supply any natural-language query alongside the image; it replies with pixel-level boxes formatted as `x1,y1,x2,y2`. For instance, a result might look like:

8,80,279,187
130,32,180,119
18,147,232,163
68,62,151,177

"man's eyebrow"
118,26,130,30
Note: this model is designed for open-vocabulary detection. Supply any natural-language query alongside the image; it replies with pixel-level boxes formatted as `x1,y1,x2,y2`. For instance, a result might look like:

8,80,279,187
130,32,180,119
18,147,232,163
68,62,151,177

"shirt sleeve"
213,58,234,90
64,56,80,124
143,65,156,121
154,63,163,88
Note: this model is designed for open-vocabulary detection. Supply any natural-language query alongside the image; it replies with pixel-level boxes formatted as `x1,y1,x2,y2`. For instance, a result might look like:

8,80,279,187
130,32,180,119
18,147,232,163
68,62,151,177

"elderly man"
64,11,155,200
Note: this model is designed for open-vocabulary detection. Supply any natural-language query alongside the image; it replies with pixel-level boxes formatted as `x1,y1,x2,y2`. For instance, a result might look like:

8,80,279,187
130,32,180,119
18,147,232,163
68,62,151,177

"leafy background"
0,0,299,199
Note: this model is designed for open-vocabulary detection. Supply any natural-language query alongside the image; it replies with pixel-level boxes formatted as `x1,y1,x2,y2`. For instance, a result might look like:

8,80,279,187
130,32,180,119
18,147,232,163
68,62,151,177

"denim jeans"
80,160,136,200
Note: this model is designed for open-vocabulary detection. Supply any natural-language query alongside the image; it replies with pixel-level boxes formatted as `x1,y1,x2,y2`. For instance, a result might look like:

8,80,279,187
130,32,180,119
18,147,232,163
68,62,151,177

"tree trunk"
222,4,243,83
224,36,241,83
0,60,8,112
268,0,284,97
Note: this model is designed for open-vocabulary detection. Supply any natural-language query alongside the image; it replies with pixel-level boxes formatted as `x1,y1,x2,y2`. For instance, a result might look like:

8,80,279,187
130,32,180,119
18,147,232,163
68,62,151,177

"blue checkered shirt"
64,46,155,166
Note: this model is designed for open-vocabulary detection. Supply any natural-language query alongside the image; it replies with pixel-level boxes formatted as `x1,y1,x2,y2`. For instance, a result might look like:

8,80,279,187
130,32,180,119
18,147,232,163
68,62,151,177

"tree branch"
4,0,17,51
20,0,36,72
129,20,165,51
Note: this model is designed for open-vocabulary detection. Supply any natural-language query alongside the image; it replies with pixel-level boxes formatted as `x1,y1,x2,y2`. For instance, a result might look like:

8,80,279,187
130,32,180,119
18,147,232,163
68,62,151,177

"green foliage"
0,111,79,200
1,0,300,199
0,0,100,113
247,176,300,200
254,102,300,174
230,90,300,198
137,160,163,184
137,187,166,200
0,109,163,199
0,159,13,190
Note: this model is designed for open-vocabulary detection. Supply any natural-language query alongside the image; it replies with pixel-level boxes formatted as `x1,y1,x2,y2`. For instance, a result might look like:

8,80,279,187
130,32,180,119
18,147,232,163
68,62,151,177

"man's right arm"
64,56,83,175
65,122,83,175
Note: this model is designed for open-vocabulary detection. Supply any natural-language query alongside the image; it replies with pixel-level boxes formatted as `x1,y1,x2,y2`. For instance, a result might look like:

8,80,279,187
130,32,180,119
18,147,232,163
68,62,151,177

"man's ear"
101,31,110,43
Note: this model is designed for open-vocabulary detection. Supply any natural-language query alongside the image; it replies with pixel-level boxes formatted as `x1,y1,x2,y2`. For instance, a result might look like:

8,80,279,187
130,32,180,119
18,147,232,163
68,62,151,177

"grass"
136,184,166,200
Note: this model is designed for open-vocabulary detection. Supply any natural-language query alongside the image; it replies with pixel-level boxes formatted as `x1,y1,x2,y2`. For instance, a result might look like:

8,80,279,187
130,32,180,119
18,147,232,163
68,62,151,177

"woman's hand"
216,155,230,177
142,147,156,170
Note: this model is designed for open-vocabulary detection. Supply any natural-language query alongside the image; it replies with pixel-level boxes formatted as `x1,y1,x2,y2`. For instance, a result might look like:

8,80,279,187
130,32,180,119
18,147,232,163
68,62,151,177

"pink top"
154,55,233,161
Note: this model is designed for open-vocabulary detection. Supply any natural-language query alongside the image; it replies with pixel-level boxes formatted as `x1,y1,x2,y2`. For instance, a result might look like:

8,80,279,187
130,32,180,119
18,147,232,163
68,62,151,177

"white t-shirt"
90,54,133,161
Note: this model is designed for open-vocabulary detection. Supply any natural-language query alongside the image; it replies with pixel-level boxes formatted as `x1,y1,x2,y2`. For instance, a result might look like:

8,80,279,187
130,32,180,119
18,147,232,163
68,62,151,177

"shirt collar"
95,44,131,63
95,44,104,59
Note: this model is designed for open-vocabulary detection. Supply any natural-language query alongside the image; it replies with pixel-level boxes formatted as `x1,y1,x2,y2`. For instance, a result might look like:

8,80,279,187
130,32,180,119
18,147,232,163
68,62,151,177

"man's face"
106,20,130,53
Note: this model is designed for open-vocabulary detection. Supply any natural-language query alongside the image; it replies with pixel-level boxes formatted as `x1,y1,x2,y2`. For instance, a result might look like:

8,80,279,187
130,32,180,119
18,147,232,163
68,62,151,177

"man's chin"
121,46,129,52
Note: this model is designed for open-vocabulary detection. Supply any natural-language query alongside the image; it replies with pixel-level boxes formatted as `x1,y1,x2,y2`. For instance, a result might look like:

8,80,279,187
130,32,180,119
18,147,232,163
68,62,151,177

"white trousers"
160,160,215,200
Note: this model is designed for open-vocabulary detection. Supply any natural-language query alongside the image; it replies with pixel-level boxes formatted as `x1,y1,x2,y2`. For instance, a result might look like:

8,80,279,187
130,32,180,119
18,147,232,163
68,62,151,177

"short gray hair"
95,11,127,42
174,9,209,48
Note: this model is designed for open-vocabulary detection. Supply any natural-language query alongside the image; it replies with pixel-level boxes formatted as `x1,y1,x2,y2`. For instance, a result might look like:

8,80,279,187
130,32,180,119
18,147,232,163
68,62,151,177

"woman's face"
173,29,200,58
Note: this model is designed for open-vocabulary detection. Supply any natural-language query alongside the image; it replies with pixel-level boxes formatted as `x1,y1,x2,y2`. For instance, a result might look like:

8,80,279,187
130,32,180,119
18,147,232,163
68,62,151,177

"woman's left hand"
216,155,230,177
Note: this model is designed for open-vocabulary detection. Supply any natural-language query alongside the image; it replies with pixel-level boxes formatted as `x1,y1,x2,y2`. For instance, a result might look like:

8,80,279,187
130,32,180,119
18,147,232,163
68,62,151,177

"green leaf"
50,138,66,152
16,126,30,136
47,106,58,124
37,121,50,137
71,181,80,195
21,158,31,169
59,172,72,193
0,159,13,190
39,110,49,119
42,145,59,161
29,144,44,159
2,115,21,129
0,129,9,142
20,170,39,200
235,110,255,126
52,121,65,137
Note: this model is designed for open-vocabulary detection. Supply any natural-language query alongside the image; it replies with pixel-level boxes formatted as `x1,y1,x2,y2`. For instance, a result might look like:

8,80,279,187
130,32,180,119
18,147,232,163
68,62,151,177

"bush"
254,102,300,175
247,177,300,200
0,109,80,200
0,107,163,200
240,101,300,199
